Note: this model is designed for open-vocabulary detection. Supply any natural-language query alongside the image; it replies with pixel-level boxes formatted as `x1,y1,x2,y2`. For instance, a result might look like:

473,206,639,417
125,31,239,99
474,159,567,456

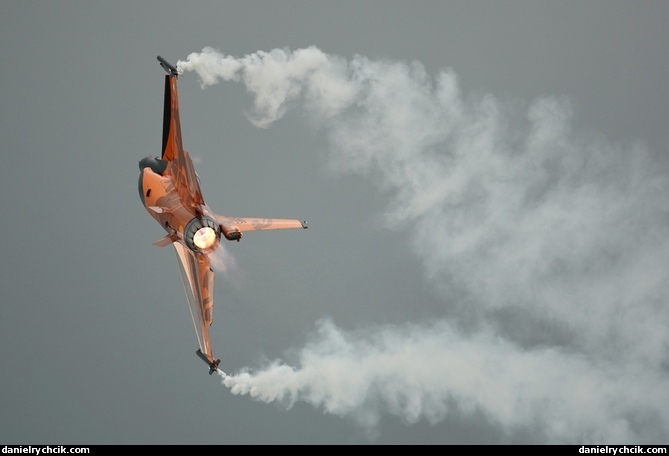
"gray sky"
2,1,668,445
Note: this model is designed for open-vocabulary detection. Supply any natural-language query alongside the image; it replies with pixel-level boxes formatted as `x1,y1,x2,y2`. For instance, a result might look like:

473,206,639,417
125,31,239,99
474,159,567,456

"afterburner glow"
193,227,217,250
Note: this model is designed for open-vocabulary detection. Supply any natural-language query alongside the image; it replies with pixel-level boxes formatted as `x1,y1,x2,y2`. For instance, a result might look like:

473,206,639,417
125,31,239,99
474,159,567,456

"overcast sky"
2,1,668,445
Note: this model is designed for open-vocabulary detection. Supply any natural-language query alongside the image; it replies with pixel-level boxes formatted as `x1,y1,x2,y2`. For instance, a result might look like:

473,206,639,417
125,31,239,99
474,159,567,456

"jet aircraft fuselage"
138,56,307,374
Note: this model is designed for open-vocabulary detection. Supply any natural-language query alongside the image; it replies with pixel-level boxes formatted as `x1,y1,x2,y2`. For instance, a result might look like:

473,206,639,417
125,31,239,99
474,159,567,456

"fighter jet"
139,56,308,374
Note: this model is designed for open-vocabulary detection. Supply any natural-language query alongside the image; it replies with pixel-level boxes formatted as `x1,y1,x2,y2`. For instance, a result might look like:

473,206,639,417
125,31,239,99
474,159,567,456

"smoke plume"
178,46,669,443
208,243,236,277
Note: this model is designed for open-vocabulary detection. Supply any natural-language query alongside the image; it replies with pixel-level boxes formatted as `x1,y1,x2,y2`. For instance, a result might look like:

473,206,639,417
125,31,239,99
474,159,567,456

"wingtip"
301,221,308,229
157,55,180,76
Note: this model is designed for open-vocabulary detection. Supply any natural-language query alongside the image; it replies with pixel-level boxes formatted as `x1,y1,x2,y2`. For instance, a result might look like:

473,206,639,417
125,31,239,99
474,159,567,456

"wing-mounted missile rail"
157,55,179,76
196,349,221,375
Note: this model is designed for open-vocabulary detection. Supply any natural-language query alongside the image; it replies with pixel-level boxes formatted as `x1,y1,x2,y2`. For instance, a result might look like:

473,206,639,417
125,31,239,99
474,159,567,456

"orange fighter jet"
139,56,308,374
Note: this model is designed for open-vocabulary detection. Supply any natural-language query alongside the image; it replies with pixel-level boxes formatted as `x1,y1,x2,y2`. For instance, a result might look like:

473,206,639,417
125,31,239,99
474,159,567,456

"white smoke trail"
216,318,663,442
208,243,236,276
179,47,669,443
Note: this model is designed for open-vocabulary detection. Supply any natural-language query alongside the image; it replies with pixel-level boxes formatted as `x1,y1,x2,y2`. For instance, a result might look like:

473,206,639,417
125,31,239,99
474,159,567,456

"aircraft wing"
161,72,205,211
215,215,308,234
172,242,217,365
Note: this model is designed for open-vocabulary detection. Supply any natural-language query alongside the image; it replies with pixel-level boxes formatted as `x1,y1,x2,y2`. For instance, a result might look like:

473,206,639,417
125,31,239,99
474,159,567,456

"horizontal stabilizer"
153,234,178,247
216,215,308,233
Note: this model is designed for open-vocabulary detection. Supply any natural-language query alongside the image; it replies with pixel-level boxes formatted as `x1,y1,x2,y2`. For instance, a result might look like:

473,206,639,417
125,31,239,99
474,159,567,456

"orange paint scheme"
139,57,307,374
